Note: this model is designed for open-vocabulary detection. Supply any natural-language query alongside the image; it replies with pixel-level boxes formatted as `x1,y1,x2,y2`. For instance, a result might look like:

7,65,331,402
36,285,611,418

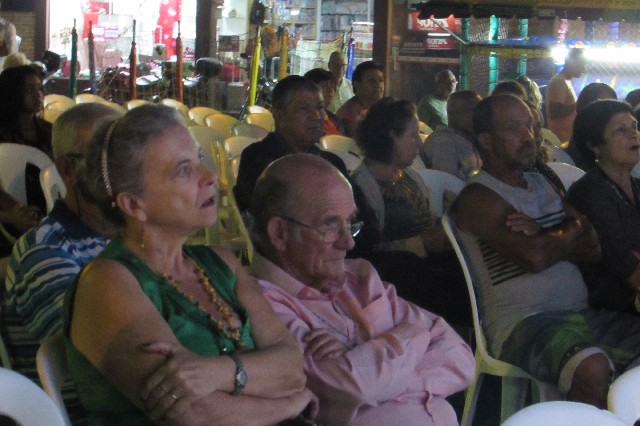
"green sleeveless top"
63,238,254,425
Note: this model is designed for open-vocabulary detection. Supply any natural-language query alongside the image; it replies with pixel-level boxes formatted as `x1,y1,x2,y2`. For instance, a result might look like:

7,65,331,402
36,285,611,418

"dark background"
2,0,35,11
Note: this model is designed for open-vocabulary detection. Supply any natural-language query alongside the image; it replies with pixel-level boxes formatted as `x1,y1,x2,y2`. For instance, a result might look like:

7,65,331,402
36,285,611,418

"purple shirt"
252,253,475,426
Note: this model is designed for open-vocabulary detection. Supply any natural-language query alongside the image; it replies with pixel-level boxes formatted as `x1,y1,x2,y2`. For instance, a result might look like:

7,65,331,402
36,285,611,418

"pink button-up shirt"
252,253,475,426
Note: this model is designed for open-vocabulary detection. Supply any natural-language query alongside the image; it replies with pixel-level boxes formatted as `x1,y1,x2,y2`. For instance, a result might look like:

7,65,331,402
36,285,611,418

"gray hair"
77,104,185,227
52,103,123,159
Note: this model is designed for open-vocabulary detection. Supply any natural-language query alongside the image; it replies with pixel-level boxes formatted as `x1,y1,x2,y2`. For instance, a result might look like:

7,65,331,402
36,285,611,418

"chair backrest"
325,149,361,174
0,366,68,426
320,134,360,155
224,136,258,159
102,101,127,114
419,121,433,135
541,128,562,147
74,93,104,104
608,365,640,425
160,98,189,118
415,169,465,218
230,155,241,181
44,94,74,109
45,101,73,112
546,162,585,191
188,107,222,126
126,99,151,110
232,122,269,139
502,401,625,425
247,105,270,114
243,112,275,132
39,164,67,213
187,127,222,176
0,143,54,205
43,108,65,124
205,114,239,140
36,332,72,426
0,333,10,368
547,145,575,165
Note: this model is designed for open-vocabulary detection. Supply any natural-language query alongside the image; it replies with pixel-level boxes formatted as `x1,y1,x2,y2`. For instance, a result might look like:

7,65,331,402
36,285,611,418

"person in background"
2,103,121,423
2,51,29,71
0,64,51,156
65,105,317,424
491,80,527,100
417,69,457,131
336,61,384,138
545,48,586,143
423,90,482,180
625,88,640,111
567,100,640,315
304,67,345,136
568,82,618,170
327,51,354,113
516,75,543,112
250,154,475,426
0,1,18,71
234,75,348,212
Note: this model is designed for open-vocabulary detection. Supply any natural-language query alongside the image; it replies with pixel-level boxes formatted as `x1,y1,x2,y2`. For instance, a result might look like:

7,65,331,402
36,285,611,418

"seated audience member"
2,103,120,423
526,102,566,195
567,100,640,314
233,75,347,212
423,90,482,180
327,51,354,113
491,80,527,100
350,98,470,326
625,88,640,110
336,61,384,137
250,154,475,426
516,75,543,111
2,51,30,71
65,105,316,424
452,94,640,408
568,82,617,170
304,68,345,135
417,70,457,130
0,65,52,157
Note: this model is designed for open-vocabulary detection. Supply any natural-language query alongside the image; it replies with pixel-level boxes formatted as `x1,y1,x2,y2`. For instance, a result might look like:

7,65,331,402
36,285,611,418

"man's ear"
54,156,75,188
266,216,289,252
116,192,147,222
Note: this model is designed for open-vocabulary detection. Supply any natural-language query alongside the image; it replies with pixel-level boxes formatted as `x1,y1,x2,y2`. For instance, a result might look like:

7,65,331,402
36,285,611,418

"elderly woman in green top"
66,105,316,425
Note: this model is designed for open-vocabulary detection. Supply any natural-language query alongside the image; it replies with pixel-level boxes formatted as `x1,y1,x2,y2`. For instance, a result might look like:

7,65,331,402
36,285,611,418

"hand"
139,341,222,421
506,212,540,236
303,329,349,361
289,388,319,422
5,210,40,232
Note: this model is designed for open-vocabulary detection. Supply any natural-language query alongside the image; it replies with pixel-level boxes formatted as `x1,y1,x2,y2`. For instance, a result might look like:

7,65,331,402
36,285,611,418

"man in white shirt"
327,51,354,113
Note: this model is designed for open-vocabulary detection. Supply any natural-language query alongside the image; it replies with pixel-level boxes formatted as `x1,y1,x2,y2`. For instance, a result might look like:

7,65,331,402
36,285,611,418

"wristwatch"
228,351,248,395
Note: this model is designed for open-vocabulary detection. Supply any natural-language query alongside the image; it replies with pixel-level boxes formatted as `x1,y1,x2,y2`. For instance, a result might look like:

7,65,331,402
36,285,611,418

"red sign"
408,13,461,34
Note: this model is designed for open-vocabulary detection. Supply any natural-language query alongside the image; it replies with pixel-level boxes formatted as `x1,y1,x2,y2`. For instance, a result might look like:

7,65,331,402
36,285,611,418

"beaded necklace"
163,261,243,345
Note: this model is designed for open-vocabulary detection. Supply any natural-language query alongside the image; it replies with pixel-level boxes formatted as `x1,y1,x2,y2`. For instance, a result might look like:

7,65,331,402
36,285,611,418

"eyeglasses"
278,215,363,243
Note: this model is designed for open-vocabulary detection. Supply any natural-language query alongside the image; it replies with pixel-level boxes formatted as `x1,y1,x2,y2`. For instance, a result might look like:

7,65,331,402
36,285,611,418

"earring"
595,151,600,164
139,222,145,249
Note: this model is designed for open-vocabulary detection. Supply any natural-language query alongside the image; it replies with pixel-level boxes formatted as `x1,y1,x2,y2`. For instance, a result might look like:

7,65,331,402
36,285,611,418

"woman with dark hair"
350,97,470,326
0,65,52,157
65,105,317,425
567,99,640,314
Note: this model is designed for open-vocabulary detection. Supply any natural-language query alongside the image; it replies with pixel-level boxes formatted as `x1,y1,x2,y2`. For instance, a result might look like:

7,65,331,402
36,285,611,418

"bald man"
417,70,457,130
327,51,354,113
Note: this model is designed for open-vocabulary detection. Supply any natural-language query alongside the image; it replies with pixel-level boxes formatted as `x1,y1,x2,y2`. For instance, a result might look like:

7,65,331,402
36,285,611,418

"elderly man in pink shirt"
249,153,475,426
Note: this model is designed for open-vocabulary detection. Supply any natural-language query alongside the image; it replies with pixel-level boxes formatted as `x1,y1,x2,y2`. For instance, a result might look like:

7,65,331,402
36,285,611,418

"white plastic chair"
243,112,275,132
546,162,585,191
44,94,74,109
188,107,222,126
541,128,562,147
0,143,54,205
442,214,559,425
0,367,68,426
160,98,189,118
320,134,360,156
547,144,575,165
205,113,239,140
39,164,67,213
36,332,73,426
232,122,269,139
419,120,433,135
502,401,625,426
224,136,258,159
247,105,270,114
608,365,640,425
415,169,464,218
325,149,361,174
74,93,104,104
126,99,151,110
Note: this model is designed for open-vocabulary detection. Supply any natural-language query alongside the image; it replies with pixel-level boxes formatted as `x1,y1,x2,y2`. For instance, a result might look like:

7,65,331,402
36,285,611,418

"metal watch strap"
228,351,247,395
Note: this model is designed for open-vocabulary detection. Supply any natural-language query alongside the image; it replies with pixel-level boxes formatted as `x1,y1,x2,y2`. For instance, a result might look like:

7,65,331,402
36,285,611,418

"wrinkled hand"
139,341,221,421
7,204,41,232
506,212,540,236
303,329,349,361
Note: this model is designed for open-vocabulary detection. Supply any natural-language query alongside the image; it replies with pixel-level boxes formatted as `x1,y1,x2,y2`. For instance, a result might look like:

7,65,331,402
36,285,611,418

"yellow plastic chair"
44,94,74,109
74,93,104,104
319,134,360,156
243,112,275,132
232,122,269,139
223,136,258,159
188,106,222,126
43,108,64,123
247,105,270,114
160,98,189,118
126,99,151,110
419,121,433,135
205,113,240,140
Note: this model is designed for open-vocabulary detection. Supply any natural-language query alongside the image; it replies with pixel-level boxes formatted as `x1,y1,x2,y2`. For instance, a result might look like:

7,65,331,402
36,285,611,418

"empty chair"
160,98,189,118
243,112,275,132
39,164,67,212
0,367,68,426
442,214,559,426
232,122,269,139
44,94,74,109
36,332,73,426
541,128,562,147
608,365,640,426
43,108,65,124
188,106,221,126
415,169,464,218
126,99,151,110
247,105,270,114
205,113,239,140
224,136,258,159
502,401,624,426
74,93,104,104
325,149,361,174
0,143,54,205
320,134,360,155
546,162,585,191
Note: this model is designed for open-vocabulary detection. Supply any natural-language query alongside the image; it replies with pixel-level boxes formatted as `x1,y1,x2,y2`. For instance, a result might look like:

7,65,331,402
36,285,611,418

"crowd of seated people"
6,62,640,426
